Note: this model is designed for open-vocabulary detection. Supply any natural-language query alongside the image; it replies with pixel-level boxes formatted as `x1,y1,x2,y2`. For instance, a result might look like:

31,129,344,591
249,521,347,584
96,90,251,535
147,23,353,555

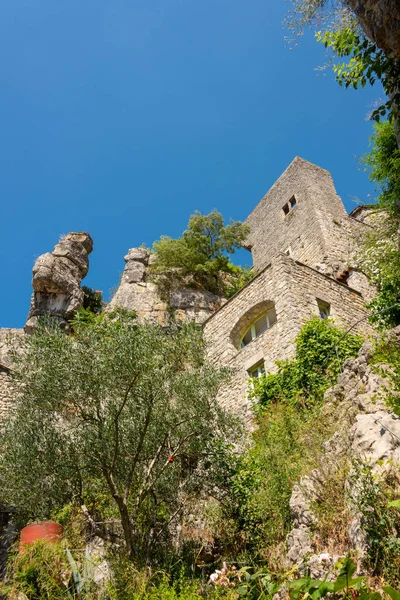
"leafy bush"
359,232,400,329
1,540,70,599
357,121,400,329
249,317,363,411
361,121,400,222
150,210,251,298
1,540,102,600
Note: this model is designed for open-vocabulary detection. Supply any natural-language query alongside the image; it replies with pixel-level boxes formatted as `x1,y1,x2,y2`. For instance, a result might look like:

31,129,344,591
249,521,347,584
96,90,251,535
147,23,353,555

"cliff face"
108,247,223,325
25,232,93,333
349,0,400,59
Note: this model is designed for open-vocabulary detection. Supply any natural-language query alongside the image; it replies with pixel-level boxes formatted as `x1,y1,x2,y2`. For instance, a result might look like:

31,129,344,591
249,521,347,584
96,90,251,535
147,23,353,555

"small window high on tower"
282,195,297,217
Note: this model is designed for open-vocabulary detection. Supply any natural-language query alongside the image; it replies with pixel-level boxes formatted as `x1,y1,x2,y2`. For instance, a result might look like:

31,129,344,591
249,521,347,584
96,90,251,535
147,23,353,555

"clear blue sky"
1,0,383,328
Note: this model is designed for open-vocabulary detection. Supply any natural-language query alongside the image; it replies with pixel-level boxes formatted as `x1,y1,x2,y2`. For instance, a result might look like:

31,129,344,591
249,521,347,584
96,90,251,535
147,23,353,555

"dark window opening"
282,196,297,217
317,299,331,320
248,362,265,379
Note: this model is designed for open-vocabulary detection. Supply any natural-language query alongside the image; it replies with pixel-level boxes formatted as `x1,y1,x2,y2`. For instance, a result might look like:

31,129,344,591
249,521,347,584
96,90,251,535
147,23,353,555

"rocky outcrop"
349,0,400,59
286,335,400,575
25,232,93,333
108,247,222,325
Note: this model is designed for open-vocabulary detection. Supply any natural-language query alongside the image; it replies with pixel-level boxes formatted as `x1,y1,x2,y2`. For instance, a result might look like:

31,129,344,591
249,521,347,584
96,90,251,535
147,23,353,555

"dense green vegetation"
3,313,400,597
357,121,400,328
150,210,253,298
0,310,240,564
248,318,362,411
218,319,362,560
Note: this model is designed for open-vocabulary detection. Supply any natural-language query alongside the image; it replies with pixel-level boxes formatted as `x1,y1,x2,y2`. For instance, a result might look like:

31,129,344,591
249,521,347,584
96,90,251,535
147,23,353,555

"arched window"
238,307,277,349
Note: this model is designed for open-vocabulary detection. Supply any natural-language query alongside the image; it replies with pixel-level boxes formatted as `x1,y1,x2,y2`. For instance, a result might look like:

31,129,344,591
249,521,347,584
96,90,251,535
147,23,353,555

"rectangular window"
248,362,265,379
317,299,330,319
282,196,297,217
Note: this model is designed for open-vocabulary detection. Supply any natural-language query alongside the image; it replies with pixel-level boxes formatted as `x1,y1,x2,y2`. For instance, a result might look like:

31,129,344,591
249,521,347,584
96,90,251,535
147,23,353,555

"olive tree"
0,311,241,562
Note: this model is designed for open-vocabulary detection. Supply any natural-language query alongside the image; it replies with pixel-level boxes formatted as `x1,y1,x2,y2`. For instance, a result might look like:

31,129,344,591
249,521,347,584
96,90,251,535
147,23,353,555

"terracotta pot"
19,521,63,551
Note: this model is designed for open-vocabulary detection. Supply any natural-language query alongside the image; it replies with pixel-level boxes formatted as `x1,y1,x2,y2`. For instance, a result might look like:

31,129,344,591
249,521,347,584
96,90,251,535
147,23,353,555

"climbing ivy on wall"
249,317,363,411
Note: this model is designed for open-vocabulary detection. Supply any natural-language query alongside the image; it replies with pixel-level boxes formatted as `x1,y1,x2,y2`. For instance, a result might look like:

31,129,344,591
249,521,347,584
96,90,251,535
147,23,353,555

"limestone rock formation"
25,232,93,333
109,247,222,324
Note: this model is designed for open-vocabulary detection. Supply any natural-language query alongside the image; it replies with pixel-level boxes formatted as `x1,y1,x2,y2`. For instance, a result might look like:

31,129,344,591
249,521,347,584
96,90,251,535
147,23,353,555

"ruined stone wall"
244,157,370,281
203,253,372,417
0,328,23,419
0,369,15,421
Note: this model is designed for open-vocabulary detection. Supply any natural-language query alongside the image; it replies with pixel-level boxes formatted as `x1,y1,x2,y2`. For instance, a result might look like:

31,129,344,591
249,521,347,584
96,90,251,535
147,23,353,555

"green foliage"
348,463,400,586
317,28,400,122
218,319,362,558
359,229,400,329
361,122,400,221
66,546,95,598
209,554,400,599
209,563,281,598
0,313,241,563
249,318,363,411
108,562,235,599
82,286,104,315
1,541,70,599
311,458,351,554
150,210,251,298
285,554,370,600
356,121,400,328
220,401,334,558
0,540,102,600
372,333,400,414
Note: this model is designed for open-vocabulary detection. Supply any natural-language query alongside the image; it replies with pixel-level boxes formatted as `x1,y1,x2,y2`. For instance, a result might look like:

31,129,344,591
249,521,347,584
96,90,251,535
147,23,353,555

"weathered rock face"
286,335,400,575
108,248,222,324
25,232,93,333
349,0,400,59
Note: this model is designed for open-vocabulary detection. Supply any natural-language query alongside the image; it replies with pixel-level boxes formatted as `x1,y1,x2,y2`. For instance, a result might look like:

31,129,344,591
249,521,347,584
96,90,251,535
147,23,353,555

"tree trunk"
115,497,136,559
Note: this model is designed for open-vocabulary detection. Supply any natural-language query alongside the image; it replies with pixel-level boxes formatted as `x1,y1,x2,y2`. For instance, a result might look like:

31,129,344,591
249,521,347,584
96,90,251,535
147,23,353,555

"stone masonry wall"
203,253,372,417
0,369,15,421
244,157,371,283
0,328,22,420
